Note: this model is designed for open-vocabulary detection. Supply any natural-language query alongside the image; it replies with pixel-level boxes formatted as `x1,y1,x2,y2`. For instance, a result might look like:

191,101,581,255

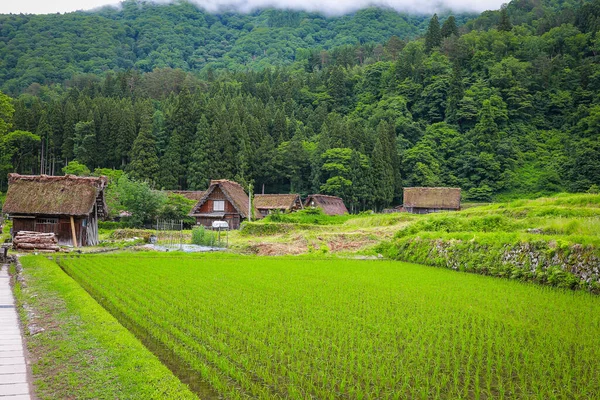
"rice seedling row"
58,255,600,399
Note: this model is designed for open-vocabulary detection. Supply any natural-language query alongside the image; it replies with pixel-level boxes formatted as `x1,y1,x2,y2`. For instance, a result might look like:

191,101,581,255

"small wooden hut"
189,180,262,230
304,194,348,215
254,194,303,217
2,174,108,246
403,187,461,214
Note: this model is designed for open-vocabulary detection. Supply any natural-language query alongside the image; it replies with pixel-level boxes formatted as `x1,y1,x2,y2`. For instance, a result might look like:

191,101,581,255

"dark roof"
190,179,262,219
403,187,461,209
2,174,107,217
254,194,302,210
304,194,348,215
167,190,206,201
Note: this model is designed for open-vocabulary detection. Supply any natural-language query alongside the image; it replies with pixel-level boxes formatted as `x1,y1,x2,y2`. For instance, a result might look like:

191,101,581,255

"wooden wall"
11,214,97,246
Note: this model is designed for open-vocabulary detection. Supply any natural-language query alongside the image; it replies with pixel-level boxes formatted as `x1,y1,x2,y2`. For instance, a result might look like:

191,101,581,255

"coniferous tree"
128,112,159,183
187,116,212,190
62,102,78,163
425,14,442,53
116,102,136,166
371,121,395,209
73,120,96,169
36,112,52,174
445,63,464,124
498,6,512,32
157,128,183,189
441,16,459,38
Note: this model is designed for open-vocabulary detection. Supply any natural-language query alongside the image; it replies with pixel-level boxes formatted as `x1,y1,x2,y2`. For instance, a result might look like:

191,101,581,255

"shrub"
98,221,129,230
191,226,222,246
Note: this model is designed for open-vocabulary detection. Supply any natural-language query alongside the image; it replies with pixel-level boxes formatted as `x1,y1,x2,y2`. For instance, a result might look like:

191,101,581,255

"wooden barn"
403,187,461,214
2,174,108,246
189,180,262,230
304,194,348,215
254,194,303,217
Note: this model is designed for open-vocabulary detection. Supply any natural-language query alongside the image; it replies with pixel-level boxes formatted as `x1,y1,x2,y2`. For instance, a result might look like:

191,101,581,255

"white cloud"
0,0,504,16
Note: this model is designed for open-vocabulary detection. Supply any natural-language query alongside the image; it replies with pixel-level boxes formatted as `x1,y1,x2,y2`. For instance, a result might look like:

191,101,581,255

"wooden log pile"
13,231,60,252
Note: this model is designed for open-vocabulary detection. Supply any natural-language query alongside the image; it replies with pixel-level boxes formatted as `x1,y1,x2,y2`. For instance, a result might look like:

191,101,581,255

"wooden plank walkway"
0,264,31,399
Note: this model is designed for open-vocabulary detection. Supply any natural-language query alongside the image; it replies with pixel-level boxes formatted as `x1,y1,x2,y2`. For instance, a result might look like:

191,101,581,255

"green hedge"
98,221,130,230
240,222,320,236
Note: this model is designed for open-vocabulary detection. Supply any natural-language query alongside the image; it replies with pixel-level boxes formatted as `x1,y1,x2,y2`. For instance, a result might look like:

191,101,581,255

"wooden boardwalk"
0,264,31,399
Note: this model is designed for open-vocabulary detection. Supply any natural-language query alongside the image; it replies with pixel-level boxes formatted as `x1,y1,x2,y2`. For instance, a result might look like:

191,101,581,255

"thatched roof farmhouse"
304,194,348,216
189,179,262,229
2,174,108,246
403,187,461,214
254,194,303,216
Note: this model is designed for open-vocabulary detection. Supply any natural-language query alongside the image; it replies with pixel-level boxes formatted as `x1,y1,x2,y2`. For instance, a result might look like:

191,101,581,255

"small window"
36,218,58,225
213,200,225,211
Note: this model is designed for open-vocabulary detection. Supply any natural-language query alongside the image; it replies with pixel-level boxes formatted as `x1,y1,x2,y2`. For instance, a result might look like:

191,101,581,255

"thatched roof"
403,187,461,209
190,179,262,219
304,194,348,215
2,174,108,217
167,190,206,202
254,194,302,211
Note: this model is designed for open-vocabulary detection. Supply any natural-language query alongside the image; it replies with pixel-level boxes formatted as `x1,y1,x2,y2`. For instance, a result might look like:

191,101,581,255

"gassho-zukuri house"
2,174,108,246
304,194,348,215
254,193,303,217
402,187,461,214
189,179,262,230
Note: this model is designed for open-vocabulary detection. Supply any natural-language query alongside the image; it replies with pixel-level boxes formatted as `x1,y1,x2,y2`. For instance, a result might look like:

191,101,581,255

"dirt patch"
327,234,379,252
248,240,309,256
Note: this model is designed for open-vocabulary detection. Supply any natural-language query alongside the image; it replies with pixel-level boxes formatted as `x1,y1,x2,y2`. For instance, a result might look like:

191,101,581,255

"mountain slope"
0,1,476,93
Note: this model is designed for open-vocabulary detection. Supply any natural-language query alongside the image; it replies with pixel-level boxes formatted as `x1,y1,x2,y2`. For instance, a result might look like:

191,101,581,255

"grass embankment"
234,209,416,255
59,253,600,399
379,193,600,292
14,256,196,400
237,194,600,290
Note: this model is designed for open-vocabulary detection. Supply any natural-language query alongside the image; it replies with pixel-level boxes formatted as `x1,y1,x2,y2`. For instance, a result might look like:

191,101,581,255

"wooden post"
70,216,78,248
248,184,252,222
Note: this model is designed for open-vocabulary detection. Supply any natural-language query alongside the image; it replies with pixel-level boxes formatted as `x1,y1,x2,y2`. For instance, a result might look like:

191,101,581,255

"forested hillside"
1,0,600,212
0,1,477,94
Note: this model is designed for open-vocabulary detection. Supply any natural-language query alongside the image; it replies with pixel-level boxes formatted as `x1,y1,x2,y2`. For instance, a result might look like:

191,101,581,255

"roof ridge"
255,193,299,196
8,173,107,187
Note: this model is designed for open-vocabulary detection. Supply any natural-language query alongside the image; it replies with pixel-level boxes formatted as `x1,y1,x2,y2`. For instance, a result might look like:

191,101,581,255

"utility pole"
248,184,252,222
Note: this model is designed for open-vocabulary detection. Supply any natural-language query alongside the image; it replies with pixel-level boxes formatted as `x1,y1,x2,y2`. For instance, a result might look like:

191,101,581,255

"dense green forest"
0,1,477,94
1,0,600,213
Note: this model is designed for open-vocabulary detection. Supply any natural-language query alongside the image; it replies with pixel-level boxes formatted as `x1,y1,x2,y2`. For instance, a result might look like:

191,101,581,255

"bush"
98,221,129,230
262,208,353,225
191,226,222,246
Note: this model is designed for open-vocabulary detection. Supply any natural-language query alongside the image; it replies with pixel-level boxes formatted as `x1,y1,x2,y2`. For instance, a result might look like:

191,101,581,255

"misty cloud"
154,0,505,15
1,0,505,16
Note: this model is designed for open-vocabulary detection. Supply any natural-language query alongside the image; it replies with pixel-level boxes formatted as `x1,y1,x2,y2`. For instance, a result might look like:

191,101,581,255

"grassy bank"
378,194,600,292
14,256,197,399
234,194,600,291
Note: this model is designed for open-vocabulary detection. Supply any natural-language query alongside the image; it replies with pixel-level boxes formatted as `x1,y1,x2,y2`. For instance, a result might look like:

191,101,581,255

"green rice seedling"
54,254,600,399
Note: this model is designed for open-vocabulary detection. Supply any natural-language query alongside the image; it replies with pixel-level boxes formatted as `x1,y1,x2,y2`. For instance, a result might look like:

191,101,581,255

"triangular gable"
189,180,262,219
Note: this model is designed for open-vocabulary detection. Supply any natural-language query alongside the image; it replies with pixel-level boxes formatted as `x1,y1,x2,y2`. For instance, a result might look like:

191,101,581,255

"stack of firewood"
13,231,59,252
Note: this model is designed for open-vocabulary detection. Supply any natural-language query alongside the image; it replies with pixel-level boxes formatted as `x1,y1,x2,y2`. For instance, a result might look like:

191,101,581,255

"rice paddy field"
56,253,600,399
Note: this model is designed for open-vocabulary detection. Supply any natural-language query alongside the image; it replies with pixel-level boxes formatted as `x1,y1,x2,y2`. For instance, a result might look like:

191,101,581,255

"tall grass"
191,226,222,246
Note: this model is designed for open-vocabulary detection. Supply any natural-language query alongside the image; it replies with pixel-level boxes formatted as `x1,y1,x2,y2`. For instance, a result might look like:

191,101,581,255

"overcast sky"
0,0,505,16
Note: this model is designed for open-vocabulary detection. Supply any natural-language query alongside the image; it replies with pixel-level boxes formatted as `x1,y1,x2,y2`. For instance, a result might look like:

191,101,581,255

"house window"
213,200,225,211
36,218,58,225
35,217,58,233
